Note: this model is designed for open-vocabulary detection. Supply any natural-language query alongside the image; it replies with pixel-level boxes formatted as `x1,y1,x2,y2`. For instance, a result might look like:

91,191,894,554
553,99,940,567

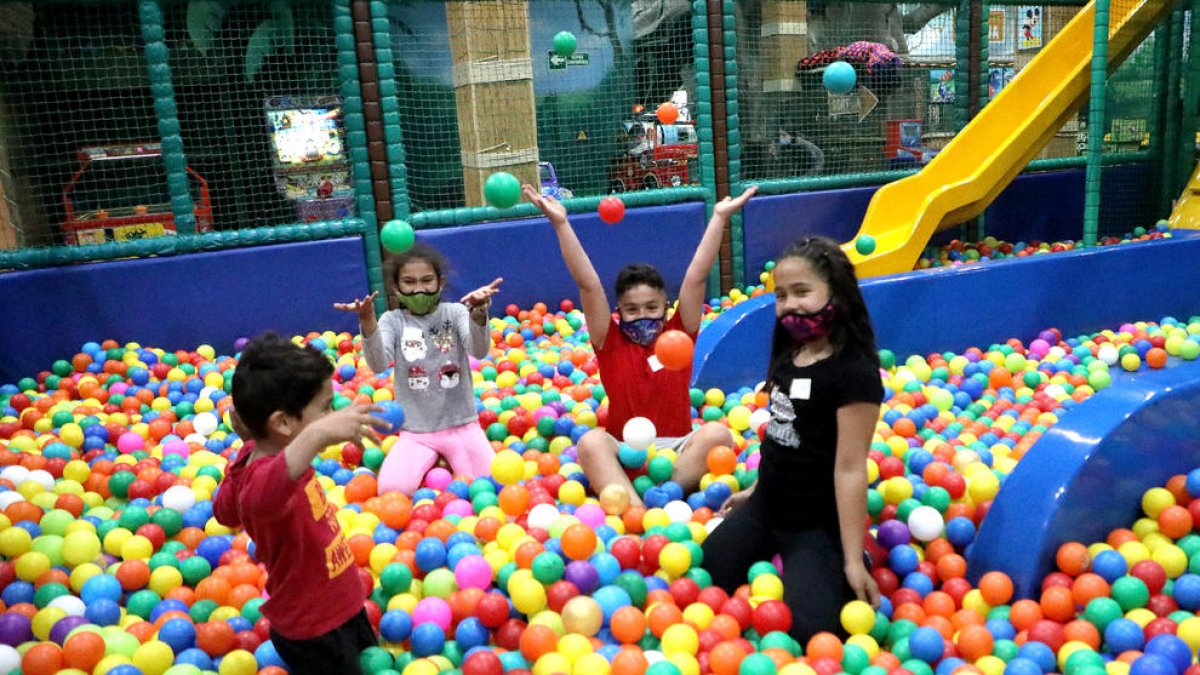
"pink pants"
376,422,496,496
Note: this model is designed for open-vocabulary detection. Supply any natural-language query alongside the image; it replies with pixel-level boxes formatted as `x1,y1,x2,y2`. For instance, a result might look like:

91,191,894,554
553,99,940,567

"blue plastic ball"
1003,657,1044,675
908,626,946,663
1104,618,1145,654
1129,654,1177,675
455,617,490,651
373,400,406,434
411,622,446,657
380,610,414,643
823,61,857,94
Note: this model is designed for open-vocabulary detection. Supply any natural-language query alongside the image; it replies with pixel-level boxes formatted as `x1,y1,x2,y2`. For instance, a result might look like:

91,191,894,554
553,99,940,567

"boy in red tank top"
524,184,757,506
214,333,386,674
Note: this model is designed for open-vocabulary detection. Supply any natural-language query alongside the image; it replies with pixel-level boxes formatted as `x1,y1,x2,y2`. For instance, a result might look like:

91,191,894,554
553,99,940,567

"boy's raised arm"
676,186,758,335
524,184,614,349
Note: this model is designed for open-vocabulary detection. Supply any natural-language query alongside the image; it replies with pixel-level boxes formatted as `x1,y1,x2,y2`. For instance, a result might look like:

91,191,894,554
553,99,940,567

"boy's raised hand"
460,278,504,309
713,185,758,221
308,402,387,449
333,292,379,332
523,184,568,226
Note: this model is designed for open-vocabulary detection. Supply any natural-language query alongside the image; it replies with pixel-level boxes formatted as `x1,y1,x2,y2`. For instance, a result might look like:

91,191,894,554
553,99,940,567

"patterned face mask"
780,302,836,343
397,290,441,315
620,315,666,346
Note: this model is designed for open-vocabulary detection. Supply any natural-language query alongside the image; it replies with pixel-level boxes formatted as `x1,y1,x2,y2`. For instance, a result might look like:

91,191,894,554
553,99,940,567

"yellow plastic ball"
750,573,784,601
574,652,612,675
14,550,51,582
661,623,700,655
217,649,259,675
133,639,176,675
840,600,876,635
31,606,67,640
659,543,692,578
491,450,525,485
1142,487,1176,519
534,653,574,675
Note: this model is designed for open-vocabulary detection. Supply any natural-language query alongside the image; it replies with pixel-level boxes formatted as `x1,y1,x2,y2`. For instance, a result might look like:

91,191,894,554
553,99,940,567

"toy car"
539,162,573,200
609,115,699,193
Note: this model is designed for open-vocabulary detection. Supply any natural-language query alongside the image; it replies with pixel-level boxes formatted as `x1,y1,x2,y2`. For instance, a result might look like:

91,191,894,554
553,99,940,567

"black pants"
269,609,377,675
701,492,853,644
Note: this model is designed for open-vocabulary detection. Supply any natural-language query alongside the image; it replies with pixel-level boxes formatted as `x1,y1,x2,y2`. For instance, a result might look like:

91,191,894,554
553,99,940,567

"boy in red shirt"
524,184,757,506
214,333,386,673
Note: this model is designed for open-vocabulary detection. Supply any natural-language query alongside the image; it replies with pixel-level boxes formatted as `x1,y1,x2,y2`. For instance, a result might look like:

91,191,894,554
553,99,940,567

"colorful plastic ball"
655,331,695,371
553,31,578,57
379,609,414,643
411,622,446,657
491,450,525,486
484,172,522,209
823,61,857,94
855,235,876,256
562,596,604,636
907,506,945,542
599,196,626,224
0,613,31,646
657,102,680,125
840,600,876,635
380,218,418,254
412,597,453,630
372,401,406,435
455,554,494,590
623,417,657,451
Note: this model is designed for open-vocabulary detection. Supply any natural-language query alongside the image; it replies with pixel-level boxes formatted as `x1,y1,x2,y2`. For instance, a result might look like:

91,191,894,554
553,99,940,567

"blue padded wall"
0,238,367,383
968,362,1200,598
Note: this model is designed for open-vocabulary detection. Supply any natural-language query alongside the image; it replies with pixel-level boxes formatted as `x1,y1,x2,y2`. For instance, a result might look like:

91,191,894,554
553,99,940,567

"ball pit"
2,274,1200,675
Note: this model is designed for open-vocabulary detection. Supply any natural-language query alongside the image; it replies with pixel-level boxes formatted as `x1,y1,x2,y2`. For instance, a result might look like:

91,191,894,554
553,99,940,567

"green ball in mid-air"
484,171,522,209
380,219,415,253
553,31,577,57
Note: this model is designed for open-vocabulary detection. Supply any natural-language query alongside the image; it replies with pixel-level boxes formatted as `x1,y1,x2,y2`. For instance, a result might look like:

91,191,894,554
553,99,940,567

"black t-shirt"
757,349,884,529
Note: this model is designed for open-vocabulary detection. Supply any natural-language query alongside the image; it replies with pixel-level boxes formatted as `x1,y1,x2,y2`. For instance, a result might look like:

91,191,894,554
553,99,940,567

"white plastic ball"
199,386,219,400
528,503,561,532
1098,344,1120,366
749,409,771,431
704,517,725,534
48,594,87,616
907,505,945,542
663,501,693,524
192,412,219,436
0,492,25,510
623,417,657,451
184,433,208,446
26,469,54,491
0,645,18,675
162,485,198,514
0,466,29,486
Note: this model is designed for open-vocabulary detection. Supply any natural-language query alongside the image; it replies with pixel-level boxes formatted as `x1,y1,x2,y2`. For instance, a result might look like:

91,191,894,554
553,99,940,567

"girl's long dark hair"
765,237,880,390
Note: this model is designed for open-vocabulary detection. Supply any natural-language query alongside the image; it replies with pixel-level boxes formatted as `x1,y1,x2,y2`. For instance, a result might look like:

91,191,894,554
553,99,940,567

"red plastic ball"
751,599,792,635
599,196,626,225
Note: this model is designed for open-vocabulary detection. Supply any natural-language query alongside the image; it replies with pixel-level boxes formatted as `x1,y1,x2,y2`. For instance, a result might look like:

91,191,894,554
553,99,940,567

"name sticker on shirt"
647,355,664,372
789,378,812,400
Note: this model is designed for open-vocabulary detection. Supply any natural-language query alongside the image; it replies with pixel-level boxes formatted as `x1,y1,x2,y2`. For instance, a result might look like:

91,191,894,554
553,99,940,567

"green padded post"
139,0,196,233
334,0,386,313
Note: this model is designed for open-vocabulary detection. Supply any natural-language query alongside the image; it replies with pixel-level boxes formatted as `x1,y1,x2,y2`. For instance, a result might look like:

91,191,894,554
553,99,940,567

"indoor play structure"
3,0,1200,673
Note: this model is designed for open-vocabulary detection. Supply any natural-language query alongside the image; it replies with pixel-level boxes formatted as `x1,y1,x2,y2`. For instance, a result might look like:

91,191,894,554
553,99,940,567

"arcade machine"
61,142,213,244
264,95,354,222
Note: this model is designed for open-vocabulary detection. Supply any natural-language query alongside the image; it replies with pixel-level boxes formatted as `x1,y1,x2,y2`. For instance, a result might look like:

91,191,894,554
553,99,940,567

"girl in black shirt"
702,236,884,643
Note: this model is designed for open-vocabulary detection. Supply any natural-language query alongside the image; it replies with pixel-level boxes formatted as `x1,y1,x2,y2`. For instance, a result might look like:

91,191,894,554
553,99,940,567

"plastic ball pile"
916,221,1172,270
1,290,1200,674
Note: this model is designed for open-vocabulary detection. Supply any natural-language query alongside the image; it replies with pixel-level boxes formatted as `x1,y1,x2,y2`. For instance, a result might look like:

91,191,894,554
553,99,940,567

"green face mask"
397,289,441,315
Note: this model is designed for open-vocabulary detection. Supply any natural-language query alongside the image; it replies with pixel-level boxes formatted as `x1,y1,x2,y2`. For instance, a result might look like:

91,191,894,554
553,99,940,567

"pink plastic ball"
162,439,190,460
412,597,452,630
424,468,453,491
117,432,145,454
746,453,762,471
454,554,494,590
443,499,473,518
533,407,558,422
573,504,607,529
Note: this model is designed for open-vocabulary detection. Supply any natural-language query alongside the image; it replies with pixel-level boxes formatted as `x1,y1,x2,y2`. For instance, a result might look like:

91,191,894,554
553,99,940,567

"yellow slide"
1168,162,1200,229
844,0,1178,278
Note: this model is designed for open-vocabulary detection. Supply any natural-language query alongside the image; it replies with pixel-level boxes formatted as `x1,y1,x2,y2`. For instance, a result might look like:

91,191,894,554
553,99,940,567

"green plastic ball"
484,172,521,209
381,220,415,254
552,31,577,57
855,234,877,255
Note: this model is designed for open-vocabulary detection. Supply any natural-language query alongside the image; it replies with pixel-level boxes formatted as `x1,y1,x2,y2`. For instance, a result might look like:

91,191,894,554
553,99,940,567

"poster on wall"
930,69,955,103
1018,6,1043,50
988,67,1015,98
988,9,1007,44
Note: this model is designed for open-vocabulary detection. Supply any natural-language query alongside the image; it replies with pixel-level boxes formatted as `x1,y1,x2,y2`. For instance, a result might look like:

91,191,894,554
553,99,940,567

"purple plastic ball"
0,613,32,646
49,615,89,645
877,519,911,549
563,561,600,595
